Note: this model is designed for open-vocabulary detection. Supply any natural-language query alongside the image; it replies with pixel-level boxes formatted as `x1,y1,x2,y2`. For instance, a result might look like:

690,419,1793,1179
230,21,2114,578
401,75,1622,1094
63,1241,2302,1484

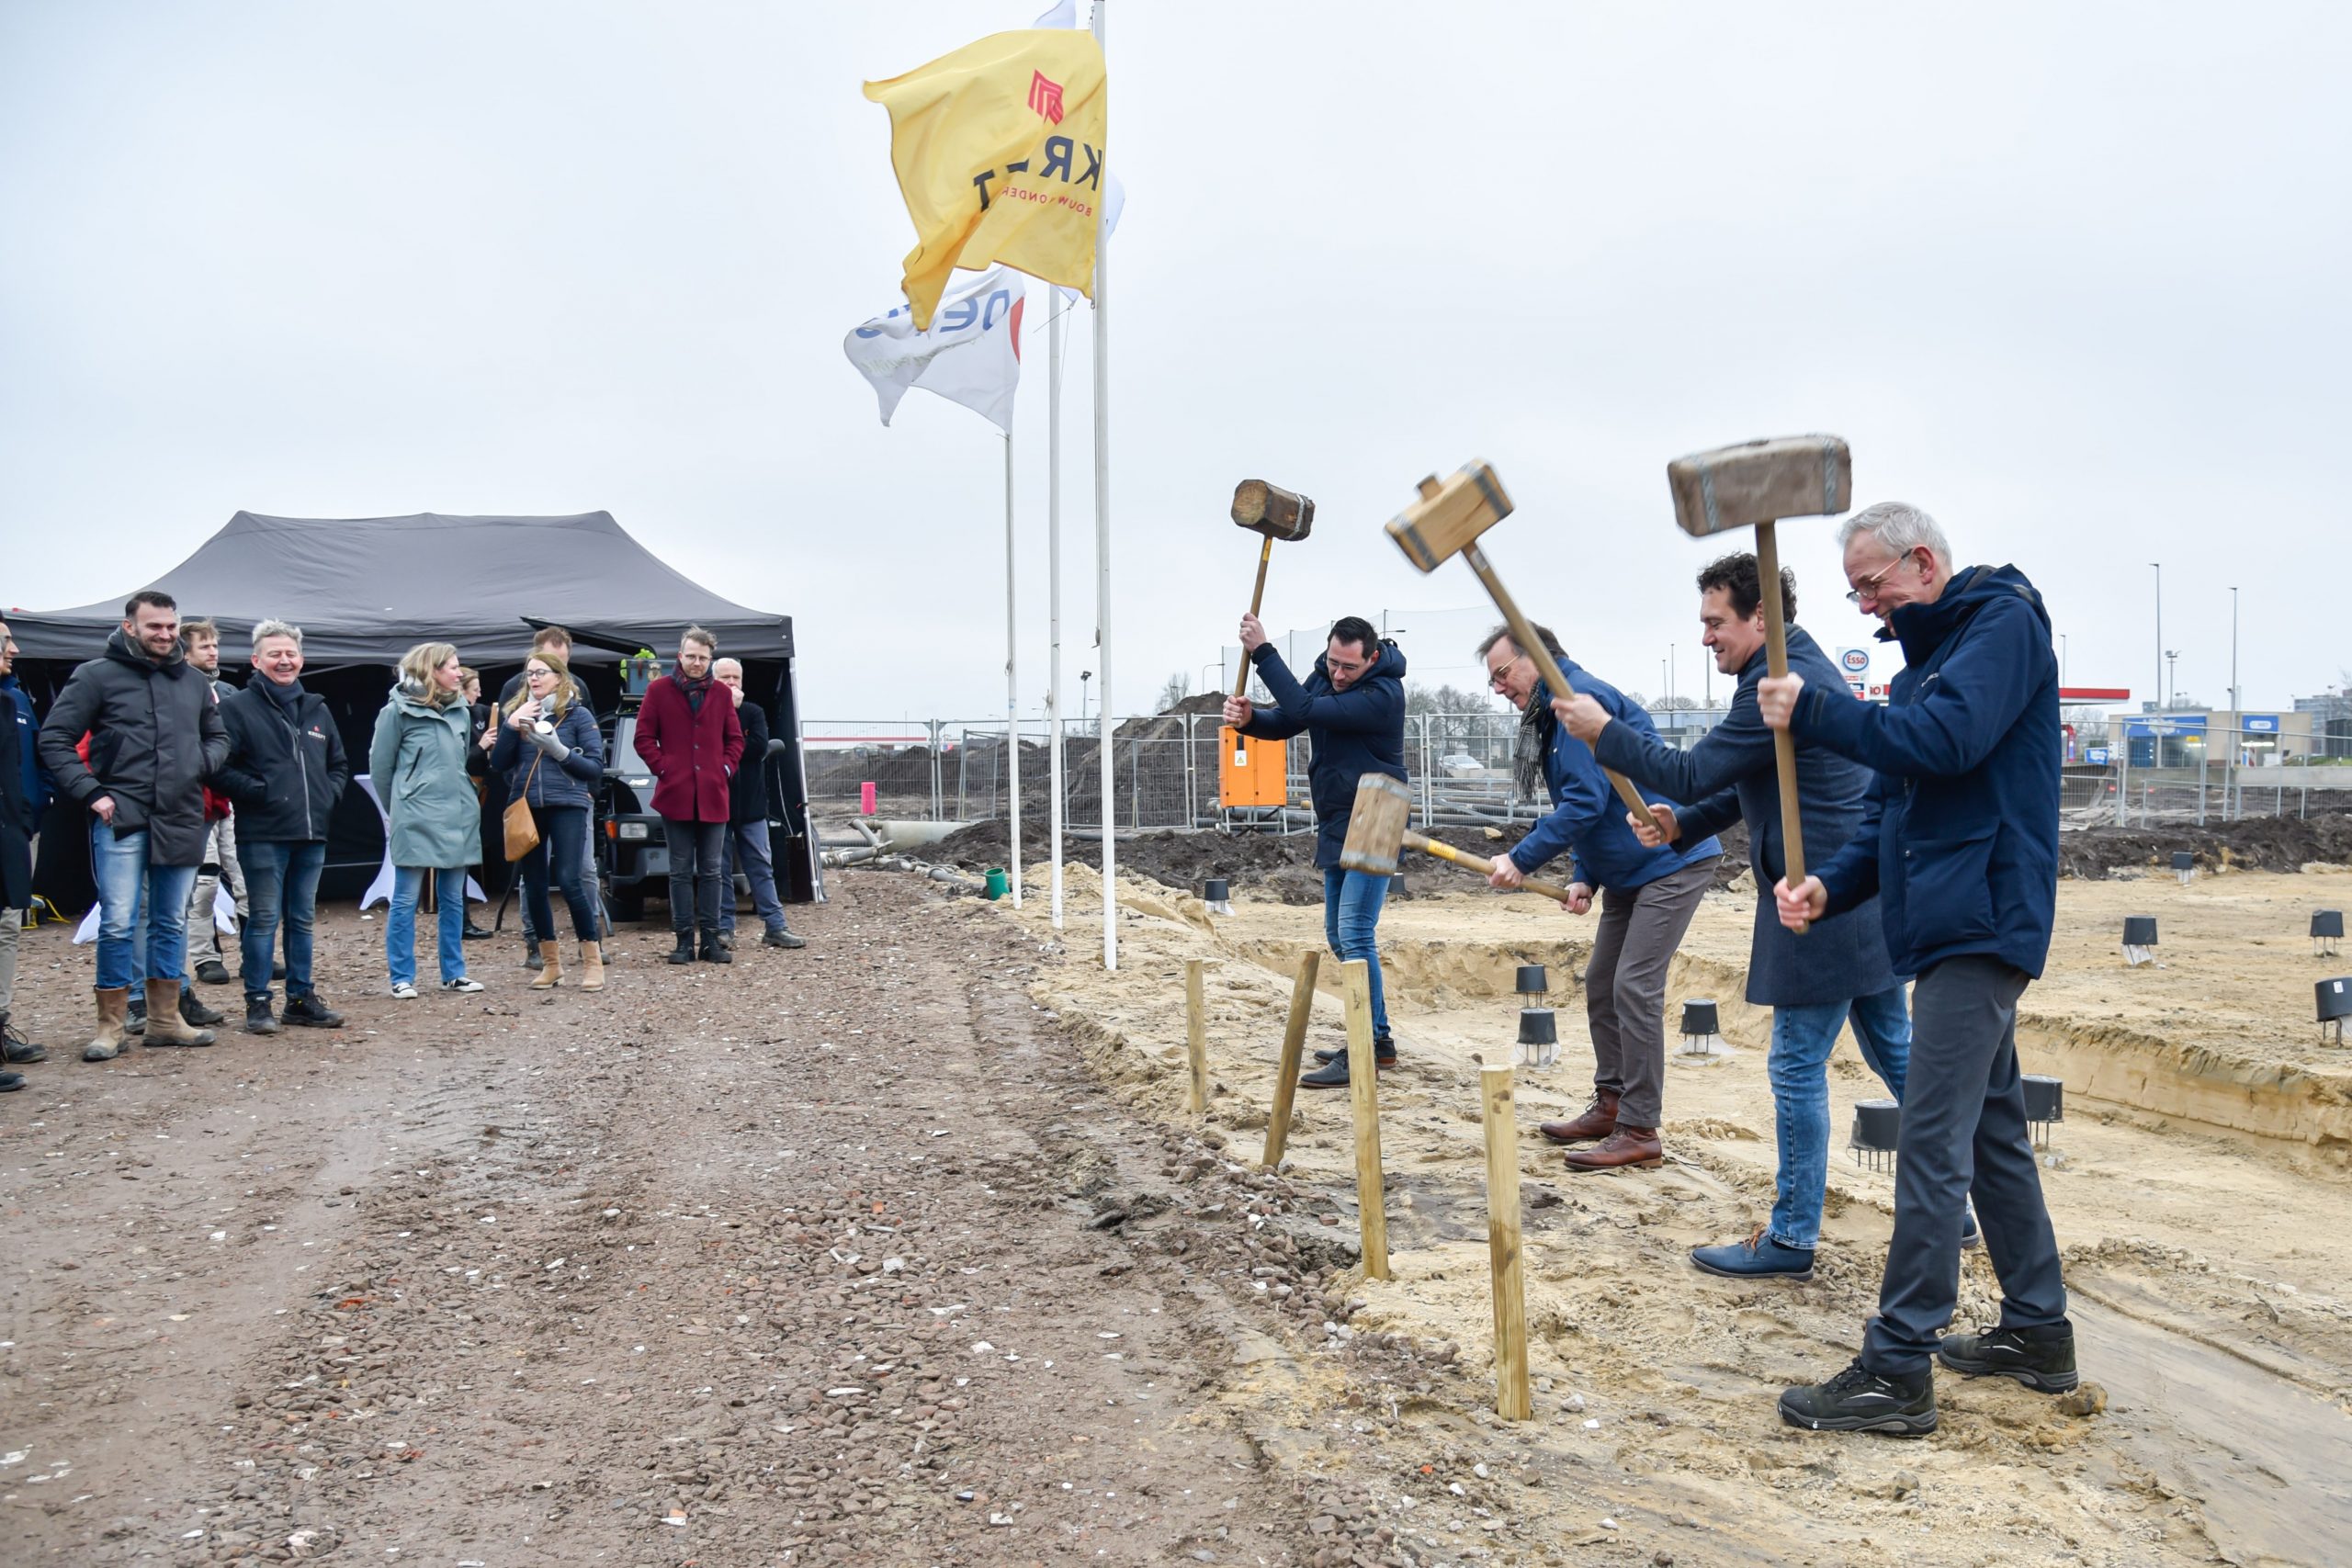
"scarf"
1512,694,1552,806
676,670,714,712
260,675,306,717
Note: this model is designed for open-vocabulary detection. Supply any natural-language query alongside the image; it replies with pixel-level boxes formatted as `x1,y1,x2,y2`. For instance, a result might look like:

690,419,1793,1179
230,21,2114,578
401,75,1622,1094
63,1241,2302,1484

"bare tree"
1153,671,1192,714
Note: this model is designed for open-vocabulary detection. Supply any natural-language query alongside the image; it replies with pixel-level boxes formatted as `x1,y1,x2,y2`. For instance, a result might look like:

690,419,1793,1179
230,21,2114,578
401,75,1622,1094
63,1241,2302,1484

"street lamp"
1080,670,1093,729
2151,562,2163,714
2229,586,2240,715
2165,649,2181,710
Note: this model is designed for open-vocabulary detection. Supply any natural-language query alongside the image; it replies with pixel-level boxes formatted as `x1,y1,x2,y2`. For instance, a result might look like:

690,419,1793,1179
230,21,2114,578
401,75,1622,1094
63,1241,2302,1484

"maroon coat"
635,674,744,823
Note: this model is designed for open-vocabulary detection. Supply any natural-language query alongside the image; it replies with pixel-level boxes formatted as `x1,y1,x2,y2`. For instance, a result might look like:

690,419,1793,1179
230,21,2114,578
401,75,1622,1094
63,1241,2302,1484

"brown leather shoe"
1562,1124,1662,1172
1539,1089,1620,1144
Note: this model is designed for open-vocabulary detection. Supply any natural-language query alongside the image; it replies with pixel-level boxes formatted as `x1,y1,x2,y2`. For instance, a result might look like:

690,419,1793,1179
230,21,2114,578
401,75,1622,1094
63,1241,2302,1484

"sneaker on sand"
1691,1228,1815,1280
441,976,486,994
1936,1324,2078,1393
1779,1359,1937,1436
390,982,420,1000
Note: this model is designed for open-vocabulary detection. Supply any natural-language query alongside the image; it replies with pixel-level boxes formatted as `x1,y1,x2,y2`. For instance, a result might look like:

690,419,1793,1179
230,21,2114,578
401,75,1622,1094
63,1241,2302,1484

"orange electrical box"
1219,729,1289,808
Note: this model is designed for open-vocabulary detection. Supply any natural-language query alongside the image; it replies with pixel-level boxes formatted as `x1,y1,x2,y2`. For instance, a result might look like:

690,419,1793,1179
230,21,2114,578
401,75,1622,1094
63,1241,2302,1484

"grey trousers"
186,816,245,964
0,906,17,1016
1583,859,1713,1127
1862,954,2069,1376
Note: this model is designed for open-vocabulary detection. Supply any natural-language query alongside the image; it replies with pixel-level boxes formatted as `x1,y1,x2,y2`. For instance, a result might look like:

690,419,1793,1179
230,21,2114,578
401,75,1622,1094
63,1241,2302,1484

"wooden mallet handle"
1458,542,1670,833
1754,521,1809,933
1402,829,1580,904
1231,536,1272,702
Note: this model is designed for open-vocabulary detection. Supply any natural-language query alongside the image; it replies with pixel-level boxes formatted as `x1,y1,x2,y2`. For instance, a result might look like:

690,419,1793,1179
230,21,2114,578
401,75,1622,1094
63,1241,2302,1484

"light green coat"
368,682,481,869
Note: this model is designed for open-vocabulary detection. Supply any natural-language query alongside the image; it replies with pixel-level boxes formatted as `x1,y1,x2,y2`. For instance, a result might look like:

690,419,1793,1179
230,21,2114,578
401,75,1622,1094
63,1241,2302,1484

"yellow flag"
864,29,1108,330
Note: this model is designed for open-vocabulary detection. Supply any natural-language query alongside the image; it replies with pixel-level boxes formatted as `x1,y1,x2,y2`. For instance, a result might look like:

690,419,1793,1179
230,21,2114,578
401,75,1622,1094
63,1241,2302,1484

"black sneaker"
1,1015,47,1066
1936,1323,2078,1393
523,946,544,971
667,932,697,965
243,997,280,1035
1311,1038,1397,1068
179,989,225,1028
763,928,807,950
282,993,345,1029
0,1069,21,1092
195,958,234,987
1779,1359,1938,1436
461,919,493,942
126,1000,148,1036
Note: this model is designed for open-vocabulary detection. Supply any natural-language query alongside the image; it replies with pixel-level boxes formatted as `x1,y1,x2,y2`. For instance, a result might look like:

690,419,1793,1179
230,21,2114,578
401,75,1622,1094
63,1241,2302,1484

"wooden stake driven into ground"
1340,959,1389,1280
1480,1063,1533,1421
1183,959,1210,1115
1261,951,1320,1168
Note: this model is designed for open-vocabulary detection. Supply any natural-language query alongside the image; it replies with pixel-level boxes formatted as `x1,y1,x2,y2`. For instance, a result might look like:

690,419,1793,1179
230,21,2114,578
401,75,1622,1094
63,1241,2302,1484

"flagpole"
1047,296,1066,929
1003,429,1022,908
1091,0,1116,971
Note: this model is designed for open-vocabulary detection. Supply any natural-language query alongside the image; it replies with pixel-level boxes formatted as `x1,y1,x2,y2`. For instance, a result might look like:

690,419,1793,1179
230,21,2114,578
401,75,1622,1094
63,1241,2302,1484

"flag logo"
1028,69,1065,123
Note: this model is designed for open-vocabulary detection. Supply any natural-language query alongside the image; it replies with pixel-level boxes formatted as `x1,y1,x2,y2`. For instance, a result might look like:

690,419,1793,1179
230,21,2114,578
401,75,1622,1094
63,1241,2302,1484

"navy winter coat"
1593,625,1895,1005
491,694,605,811
1508,662,1718,894
1237,638,1408,869
1797,565,2061,980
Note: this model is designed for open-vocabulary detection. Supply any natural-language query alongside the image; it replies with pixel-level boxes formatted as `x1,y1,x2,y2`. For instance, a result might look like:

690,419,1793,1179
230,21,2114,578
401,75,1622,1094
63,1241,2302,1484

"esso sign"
1838,648,1871,674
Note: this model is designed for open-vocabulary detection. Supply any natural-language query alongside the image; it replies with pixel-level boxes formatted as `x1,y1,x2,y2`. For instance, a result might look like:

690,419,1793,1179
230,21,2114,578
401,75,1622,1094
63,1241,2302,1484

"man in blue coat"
1223,613,1407,1089
1556,554,1911,1275
1480,624,1720,1172
1759,502,2072,1436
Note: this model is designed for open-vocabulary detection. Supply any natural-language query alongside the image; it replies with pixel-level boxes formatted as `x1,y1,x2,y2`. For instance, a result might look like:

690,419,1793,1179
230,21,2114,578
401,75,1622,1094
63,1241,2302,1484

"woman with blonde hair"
368,643,487,998
491,649,606,989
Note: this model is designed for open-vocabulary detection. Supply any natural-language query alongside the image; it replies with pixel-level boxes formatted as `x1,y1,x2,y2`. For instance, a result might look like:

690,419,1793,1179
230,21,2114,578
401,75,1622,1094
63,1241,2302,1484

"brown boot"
529,941,563,989
1562,1124,1663,1172
578,941,605,992
141,979,217,1047
1539,1089,1620,1144
84,987,132,1062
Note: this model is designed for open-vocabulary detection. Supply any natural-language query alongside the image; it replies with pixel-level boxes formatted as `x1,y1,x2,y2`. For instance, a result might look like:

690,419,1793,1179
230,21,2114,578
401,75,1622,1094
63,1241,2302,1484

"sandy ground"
1001,861,2352,1568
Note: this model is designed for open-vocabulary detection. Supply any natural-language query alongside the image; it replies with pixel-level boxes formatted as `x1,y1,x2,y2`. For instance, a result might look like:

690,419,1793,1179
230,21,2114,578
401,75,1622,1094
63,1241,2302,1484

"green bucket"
984,866,1009,900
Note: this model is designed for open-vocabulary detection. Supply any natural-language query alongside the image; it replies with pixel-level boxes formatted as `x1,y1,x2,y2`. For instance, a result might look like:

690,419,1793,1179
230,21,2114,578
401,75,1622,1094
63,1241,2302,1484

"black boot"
195,957,233,987
180,988,226,1028
698,926,732,964
282,992,345,1029
1779,1359,1937,1436
667,928,697,965
0,1012,48,1066
243,995,280,1035
1937,1323,2078,1393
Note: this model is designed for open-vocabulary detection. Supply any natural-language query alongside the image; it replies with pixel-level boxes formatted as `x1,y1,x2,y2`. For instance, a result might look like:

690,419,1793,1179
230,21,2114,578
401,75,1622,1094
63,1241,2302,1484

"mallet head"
1666,434,1851,537
1231,479,1316,542
1385,461,1513,573
1336,773,1414,877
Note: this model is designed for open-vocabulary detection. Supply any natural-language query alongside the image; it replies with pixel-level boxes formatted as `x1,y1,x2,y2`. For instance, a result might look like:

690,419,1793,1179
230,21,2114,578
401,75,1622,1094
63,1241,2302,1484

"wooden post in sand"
1261,951,1320,1168
1340,959,1389,1280
1480,1063,1532,1420
1184,959,1210,1115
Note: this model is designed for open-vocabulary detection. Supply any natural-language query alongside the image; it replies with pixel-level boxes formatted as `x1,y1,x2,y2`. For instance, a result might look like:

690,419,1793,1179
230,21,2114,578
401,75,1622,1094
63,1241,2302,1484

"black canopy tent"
12,511,818,908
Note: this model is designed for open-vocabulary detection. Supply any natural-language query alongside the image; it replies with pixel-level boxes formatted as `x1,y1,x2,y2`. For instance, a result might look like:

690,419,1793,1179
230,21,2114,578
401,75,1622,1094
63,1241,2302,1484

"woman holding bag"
368,643,487,999
492,652,606,990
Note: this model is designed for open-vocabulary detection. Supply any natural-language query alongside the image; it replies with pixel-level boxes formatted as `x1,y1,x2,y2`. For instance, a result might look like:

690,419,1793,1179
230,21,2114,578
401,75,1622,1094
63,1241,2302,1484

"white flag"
843,265,1026,434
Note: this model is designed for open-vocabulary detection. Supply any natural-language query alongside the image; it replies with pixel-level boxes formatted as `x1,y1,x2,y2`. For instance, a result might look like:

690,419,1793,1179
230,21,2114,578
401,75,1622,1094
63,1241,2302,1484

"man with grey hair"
1757,502,2072,1436
215,619,351,1033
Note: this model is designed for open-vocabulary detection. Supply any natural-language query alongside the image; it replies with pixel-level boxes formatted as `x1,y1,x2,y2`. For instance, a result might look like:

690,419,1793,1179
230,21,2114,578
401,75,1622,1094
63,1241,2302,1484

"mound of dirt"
2058,809,2352,879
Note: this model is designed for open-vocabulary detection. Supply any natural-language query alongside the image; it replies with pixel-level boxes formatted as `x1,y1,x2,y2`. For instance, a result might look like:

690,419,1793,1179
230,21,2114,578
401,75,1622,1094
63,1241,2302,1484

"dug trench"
1004,862,2352,1568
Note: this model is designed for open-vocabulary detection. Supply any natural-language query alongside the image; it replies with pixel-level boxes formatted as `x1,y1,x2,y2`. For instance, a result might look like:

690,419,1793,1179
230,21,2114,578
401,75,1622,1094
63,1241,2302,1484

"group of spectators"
0,598,803,1091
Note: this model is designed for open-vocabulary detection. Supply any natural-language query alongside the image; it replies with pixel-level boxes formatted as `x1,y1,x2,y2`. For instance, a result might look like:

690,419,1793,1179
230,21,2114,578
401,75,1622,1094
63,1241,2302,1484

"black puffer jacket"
38,628,231,866
215,679,352,842
730,699,773,825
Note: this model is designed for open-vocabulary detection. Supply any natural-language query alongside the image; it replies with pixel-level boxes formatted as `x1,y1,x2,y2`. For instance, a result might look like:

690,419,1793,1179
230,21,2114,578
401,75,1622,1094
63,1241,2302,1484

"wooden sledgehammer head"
1337,774,1414,877
1385,461,1513,573
1232,479,1316,541
1667,434,1851,536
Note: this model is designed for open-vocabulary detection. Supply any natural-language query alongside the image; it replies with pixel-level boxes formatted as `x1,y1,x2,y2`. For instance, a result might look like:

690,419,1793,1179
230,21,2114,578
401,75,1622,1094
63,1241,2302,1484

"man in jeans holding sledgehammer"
1760,502,2073,1435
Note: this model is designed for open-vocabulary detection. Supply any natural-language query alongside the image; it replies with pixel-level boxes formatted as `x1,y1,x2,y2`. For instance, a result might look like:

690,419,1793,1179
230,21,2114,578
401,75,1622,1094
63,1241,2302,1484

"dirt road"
0,875,1415,1566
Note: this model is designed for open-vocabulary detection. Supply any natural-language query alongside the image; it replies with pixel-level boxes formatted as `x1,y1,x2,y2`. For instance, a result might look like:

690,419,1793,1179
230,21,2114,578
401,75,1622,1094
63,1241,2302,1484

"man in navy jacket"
1224,613,1406,1089
1480,624,1719,1172
1759,502,2072,1436
1556,554,1911,1278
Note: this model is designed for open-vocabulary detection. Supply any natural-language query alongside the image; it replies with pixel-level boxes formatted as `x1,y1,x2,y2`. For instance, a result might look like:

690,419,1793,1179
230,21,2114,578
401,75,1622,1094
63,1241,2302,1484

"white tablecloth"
356,774,488,910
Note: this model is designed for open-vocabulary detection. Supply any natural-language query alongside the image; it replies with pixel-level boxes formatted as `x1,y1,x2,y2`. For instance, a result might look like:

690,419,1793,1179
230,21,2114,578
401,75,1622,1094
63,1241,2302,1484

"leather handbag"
503,750,543,862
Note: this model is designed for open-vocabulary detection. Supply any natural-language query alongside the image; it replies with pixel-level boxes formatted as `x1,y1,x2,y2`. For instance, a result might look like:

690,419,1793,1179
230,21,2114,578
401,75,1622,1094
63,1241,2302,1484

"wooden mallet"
1228,479,1315,766
1665,434,1853,934
1384,462,1667,832
1338,774,1581,902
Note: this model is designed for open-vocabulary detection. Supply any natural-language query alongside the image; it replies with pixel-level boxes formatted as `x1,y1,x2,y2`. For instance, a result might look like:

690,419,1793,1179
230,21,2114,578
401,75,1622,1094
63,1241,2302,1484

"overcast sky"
4,2,2345,724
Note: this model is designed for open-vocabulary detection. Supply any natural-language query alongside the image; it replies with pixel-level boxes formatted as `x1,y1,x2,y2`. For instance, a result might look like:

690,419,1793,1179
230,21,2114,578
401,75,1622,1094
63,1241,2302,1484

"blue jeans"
1321,867,1392,1041
236,839,326,1001
718,818,791,935
1767,984,1912,1252
90,820,198,993
387,866,469,987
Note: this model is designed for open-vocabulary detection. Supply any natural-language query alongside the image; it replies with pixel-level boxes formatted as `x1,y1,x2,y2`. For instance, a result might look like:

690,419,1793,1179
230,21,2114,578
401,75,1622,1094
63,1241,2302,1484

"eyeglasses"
1486,659,1521,692
1845,551,1916,605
